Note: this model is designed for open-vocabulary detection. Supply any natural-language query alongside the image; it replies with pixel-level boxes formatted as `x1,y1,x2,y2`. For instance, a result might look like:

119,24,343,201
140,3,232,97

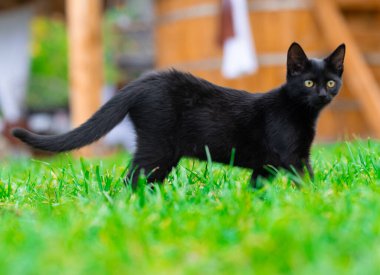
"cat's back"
158,69,255,105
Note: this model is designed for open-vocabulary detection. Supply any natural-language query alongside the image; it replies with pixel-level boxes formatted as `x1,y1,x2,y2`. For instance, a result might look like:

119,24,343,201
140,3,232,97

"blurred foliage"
27,14,122,110
27,17,69,110
30,17,68,81
103,8,126,85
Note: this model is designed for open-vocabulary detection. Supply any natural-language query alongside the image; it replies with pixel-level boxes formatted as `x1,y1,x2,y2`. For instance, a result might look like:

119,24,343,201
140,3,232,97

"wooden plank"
344,11,380,53
315,0,380,138
66,0,103,156
335,0,380,11
371,67,380,83
156,0,216,15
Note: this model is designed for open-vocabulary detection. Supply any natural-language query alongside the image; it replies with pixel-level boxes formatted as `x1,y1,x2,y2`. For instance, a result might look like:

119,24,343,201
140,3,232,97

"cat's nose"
319,88,327,96
318,89,330,100
319,93,331,103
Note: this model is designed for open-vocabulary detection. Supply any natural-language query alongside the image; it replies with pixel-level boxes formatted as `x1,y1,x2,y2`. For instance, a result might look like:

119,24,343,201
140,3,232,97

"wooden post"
315,0,380,138
66,0,103,156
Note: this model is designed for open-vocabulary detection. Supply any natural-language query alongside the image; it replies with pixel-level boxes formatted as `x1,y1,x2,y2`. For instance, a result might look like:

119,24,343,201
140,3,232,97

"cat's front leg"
285,158,314,188
304,159,314,179
293,158,314,179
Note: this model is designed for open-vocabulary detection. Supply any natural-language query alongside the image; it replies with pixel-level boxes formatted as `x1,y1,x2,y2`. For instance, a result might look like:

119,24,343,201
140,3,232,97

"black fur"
12,43,345,188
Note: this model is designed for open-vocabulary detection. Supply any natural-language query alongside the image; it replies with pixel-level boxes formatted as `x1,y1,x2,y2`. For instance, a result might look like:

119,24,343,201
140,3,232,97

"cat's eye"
327,80,336,88
304,80,314,88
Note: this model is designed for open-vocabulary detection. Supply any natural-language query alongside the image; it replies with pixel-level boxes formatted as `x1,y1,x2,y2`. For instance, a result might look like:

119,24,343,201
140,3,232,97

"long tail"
12,88,136,152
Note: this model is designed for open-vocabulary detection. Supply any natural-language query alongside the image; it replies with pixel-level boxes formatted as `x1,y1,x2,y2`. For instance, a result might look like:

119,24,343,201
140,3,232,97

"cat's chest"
265,113,315,158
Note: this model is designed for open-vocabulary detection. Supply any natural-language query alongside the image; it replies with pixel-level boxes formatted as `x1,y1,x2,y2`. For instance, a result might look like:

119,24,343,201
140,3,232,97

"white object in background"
28,113,51,132
104,115,137,154
0,5,33,123
221,0,258,79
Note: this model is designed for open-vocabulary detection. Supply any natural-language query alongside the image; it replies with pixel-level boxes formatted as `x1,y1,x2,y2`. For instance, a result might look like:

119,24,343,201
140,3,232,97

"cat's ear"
287,42,309,77
325,44,345,76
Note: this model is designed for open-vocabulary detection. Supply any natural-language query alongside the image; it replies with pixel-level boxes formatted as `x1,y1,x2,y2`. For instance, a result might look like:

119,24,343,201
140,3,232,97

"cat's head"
285,42,345,109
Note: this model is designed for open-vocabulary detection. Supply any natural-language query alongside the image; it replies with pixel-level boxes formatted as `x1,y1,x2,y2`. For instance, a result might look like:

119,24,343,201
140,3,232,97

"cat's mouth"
319,96,332,104
311,96,332,108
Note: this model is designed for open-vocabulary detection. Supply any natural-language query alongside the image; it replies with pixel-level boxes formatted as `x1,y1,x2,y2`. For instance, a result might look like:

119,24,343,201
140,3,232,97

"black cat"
13,42,345,188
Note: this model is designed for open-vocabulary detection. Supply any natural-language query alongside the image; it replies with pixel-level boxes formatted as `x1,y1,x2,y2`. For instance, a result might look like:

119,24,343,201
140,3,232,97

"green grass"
0,140,379,274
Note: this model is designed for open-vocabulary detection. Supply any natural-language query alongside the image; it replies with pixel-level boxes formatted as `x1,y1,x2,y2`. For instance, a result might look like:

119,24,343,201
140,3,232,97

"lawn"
0,140,379,274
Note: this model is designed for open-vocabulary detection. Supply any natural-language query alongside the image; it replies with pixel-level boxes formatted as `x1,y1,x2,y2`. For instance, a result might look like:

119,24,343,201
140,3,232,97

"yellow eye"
327,80,336,88
304,80,314,88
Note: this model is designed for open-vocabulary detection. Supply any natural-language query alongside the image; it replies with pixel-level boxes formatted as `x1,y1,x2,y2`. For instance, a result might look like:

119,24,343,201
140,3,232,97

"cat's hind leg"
125,148,180,190
250,167,274,189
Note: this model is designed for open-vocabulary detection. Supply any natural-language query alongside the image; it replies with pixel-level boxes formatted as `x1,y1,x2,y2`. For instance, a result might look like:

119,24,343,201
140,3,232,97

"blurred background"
0,0,379,157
